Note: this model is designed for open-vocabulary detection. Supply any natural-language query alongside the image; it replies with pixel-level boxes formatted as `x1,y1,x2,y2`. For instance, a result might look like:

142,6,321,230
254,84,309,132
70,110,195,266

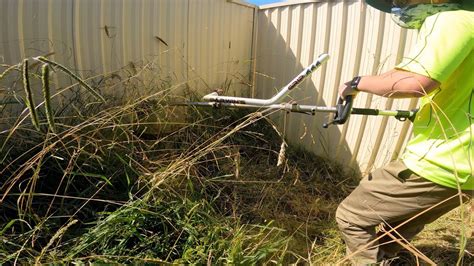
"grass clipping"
0,58,471,265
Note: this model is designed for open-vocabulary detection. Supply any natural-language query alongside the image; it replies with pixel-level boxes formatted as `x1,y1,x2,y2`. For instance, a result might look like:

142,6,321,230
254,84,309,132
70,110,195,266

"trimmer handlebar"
202,53,330,106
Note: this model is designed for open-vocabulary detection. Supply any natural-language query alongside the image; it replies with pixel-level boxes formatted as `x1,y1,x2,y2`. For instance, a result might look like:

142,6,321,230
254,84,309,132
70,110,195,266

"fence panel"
256,0,419,174
0,0,255,102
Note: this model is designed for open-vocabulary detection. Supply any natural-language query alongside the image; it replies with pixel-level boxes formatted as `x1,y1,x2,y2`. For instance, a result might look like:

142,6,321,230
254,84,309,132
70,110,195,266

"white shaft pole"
202,53,330,105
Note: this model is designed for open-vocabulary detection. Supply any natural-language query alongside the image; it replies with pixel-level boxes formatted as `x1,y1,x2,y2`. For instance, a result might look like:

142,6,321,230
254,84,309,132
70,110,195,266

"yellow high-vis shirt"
397,10,474,190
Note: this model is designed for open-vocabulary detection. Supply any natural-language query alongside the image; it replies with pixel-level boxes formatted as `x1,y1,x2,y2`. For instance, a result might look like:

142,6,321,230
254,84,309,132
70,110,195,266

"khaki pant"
335,160,472,265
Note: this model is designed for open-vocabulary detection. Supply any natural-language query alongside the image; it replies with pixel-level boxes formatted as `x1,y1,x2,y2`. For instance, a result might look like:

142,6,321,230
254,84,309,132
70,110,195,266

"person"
335,0,474,264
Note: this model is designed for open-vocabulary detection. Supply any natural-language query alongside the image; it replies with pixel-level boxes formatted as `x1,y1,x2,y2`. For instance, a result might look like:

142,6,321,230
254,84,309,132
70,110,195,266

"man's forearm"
356,69,440,98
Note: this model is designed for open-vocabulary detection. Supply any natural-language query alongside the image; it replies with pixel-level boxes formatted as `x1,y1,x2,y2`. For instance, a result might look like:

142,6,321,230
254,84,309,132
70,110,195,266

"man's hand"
338,79,359,100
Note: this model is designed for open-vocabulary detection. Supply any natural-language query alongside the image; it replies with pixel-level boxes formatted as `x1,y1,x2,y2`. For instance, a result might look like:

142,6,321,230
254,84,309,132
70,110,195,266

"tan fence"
1,0,420,174
255,0,420,174
0,0,256,96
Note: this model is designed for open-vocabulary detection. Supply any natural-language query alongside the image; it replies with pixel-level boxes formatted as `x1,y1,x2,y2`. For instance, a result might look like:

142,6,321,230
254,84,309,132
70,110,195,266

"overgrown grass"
0,57,471,265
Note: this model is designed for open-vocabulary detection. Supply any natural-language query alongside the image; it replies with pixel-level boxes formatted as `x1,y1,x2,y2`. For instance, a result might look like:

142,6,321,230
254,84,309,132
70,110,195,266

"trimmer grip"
323,95,354,128
335,95,353,124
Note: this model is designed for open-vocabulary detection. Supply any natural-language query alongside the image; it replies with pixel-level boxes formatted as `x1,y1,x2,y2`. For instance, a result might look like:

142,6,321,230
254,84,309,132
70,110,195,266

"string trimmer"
175,54,417,128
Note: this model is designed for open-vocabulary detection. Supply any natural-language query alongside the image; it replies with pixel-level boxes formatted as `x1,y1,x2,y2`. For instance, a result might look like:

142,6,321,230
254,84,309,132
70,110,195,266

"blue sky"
246,0,285,5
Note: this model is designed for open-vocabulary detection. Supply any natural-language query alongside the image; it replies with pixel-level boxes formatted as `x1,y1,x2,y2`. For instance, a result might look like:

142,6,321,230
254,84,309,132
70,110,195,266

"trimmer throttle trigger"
323,95,354,128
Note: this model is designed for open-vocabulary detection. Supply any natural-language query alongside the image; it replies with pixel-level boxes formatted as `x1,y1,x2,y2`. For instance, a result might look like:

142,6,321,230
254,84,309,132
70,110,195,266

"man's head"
366,0,471,13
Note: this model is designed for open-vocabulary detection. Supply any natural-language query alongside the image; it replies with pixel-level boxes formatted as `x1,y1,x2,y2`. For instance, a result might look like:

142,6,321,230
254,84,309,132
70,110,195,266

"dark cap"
365,0,474,13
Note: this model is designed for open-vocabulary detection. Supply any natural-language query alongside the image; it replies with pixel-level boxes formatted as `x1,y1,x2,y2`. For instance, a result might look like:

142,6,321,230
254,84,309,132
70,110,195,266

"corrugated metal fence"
1,0,419,174
0,0,255,95
255,0,419,174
